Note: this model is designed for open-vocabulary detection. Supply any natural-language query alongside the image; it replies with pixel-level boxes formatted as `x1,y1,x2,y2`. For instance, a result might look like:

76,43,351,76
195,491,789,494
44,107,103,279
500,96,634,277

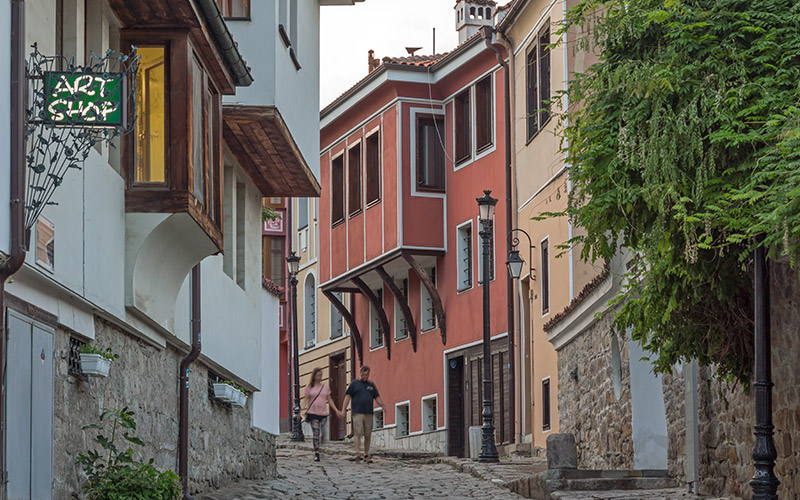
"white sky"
320,0,460,109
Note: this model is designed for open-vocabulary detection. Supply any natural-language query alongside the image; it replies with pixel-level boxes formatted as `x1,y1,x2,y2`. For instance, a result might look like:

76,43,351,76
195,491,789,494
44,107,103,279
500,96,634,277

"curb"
277,441,442,461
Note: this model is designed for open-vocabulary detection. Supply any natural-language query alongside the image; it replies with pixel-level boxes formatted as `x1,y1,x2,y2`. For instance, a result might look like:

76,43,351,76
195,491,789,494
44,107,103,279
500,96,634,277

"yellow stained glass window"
135,47,166,183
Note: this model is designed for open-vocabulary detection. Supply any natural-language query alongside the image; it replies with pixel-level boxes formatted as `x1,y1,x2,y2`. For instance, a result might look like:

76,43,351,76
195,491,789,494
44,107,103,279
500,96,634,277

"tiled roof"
543,264,611,332
262,277,285,298
381,53,448,68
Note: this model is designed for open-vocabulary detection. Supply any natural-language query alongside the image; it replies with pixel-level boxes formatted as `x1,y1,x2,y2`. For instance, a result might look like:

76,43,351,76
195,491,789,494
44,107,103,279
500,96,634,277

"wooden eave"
223,105,322,197
109,0,237,94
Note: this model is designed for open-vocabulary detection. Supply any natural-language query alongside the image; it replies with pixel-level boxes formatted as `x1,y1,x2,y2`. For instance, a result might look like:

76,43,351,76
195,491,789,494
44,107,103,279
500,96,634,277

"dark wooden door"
329,354,347,440
447,356,466,457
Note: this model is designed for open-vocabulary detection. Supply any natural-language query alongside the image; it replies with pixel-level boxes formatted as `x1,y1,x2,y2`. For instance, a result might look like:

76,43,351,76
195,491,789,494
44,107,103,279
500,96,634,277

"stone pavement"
552,492,728,500
196,447,525,499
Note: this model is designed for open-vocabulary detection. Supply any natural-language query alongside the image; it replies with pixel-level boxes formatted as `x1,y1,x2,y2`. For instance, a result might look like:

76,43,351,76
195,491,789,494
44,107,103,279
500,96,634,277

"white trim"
517,166,567,212
421,393,439,433
546,272,617,351
369,287,385,350
451,70,499,173
455,218,475,293
397,102,404,247
318,245,442,289
380,114,385,254
442,331,509,355
299,257,318,272
419,264,437,333
298,332,351,356
409,106,447,199
303,270,318,347
541,375,552,432
394,400,411,436
512,0,559,57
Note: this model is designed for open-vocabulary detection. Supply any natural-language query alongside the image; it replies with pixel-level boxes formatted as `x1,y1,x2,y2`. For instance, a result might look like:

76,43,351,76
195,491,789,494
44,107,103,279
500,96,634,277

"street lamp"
506,228,535,281
476,190,499,463
286,251,304,442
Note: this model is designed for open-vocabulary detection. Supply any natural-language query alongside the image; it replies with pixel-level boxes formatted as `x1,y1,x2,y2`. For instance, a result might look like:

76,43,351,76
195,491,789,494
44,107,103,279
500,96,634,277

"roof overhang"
223,105,321,197
320,247,443,293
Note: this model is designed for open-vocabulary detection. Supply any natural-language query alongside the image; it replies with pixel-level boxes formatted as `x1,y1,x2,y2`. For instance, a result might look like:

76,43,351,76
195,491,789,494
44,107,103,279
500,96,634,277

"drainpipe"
482,26,515,445
0,0,28,487
178,265,202,500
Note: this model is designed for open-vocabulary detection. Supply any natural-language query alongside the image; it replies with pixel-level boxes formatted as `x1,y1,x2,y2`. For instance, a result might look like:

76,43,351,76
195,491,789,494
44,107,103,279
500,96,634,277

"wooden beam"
375,265,417,352
323,290,363,366
351,277,391,360
403,252,446,345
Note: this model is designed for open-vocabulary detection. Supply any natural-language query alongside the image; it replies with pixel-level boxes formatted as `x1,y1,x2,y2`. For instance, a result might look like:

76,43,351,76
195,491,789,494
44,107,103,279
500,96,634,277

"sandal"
314,452,320,462
363,455,373,463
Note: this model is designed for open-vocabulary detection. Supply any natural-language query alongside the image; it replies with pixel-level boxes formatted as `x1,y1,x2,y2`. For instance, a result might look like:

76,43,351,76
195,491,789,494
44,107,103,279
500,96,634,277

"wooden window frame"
475,75,493,152
454,90,472,165
331,153,345,226
122,31,224,244
348,142,363,217
526,21,552,143
456,221,473,292
542,377,551,431
416,115,446,192
216,0,251,20
365,129,381,206
541,238,550,314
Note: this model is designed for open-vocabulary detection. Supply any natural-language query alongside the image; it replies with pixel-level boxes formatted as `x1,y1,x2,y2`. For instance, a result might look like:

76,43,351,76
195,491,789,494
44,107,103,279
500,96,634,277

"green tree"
558,0,800,384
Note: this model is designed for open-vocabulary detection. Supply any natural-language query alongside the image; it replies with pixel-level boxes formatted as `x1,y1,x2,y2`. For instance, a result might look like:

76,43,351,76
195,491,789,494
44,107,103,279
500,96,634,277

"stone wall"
555,260,800,499
370,427,447,454
556,304,635,470
54,317,276,497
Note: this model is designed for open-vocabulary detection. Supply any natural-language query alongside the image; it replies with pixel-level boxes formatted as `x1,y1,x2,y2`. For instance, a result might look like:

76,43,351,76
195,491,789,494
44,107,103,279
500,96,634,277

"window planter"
212,382,247,407
79,353,112,377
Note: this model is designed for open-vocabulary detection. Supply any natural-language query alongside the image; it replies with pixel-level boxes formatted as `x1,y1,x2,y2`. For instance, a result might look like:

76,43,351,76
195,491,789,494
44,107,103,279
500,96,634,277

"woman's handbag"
303,385,324,422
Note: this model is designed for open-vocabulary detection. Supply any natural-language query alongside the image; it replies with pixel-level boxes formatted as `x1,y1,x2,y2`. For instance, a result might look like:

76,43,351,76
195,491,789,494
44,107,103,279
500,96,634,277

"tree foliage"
558,0,800,384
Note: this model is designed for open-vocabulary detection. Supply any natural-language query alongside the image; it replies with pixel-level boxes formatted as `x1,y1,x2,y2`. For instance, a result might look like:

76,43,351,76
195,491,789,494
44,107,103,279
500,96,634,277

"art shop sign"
44,72,125,127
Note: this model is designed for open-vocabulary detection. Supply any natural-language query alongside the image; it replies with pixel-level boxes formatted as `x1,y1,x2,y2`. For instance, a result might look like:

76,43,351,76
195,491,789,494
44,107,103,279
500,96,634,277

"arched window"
470,7,476,19
304,274,316,347
611,335,622,400
478,7,484,19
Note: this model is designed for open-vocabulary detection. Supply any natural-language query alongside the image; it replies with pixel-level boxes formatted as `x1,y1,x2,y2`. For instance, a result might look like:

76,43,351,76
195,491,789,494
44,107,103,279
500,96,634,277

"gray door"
5,311,54,500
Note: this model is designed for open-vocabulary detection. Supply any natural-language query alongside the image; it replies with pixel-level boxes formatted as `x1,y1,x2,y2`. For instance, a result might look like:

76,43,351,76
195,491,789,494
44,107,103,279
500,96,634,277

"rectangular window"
36,216,55,272
206,88,219,221
365,131,381,205
331,154,345,225
348,143,362,216
396,402,410,437
268,238,285,285
370,289,384,348
542,378,551,431
223,166,234,279
373,408,385,429
394,279,409,341
475,76,493,151
541,238,549,314
454,90,471,164
331,292,344,339
298,198,309,229
526,21,551,141
422,396,437,432
421,267,436,331
216,0,250,19
456,222,473,291
416,116,446,191
135,46,167,183
538,25,551,125
191,59,205,205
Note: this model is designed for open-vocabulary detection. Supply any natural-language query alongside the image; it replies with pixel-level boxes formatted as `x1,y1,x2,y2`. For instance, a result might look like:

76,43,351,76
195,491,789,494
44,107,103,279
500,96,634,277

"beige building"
292,196,353,440
497,0,600,449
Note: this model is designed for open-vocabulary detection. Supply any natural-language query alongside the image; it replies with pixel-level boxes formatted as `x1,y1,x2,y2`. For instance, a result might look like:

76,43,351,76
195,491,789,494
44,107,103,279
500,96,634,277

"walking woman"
304,367,342,461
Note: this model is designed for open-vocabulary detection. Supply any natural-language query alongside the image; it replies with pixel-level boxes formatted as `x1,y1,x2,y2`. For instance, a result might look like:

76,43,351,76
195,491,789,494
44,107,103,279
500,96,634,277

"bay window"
416,116,446,191
135,47,166,184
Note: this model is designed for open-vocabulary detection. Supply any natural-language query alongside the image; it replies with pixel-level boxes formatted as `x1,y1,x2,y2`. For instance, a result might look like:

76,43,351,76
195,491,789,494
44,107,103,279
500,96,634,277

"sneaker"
314,453,320,462
363,455,372,463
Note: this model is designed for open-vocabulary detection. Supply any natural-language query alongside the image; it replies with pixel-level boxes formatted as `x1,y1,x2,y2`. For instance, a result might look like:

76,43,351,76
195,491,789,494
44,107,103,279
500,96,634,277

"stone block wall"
54,317,276,497
369,427,447,454
556,304,635,470
555,260,800,499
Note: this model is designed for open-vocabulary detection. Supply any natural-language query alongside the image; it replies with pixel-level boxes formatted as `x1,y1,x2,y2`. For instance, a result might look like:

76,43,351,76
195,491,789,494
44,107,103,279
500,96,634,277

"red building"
318,1,511,457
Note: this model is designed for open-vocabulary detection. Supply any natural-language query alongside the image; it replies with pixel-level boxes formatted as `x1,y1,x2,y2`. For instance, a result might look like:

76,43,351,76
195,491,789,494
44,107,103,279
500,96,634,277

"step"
557,476,678,491
552,469,670,480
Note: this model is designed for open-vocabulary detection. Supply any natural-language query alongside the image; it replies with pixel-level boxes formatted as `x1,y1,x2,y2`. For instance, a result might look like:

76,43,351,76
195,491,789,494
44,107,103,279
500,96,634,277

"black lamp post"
505,228,536,282
751,235,778,498
286,251,304,442
477,190,499,463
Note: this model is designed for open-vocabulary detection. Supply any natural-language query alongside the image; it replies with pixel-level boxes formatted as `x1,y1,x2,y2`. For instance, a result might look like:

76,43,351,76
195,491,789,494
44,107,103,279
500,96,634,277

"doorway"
5,310,54,500
328,353,347,440
447,355,465,457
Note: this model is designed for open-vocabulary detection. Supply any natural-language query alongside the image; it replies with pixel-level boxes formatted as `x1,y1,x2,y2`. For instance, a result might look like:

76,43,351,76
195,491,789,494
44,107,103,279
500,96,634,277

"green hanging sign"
43,72,126,127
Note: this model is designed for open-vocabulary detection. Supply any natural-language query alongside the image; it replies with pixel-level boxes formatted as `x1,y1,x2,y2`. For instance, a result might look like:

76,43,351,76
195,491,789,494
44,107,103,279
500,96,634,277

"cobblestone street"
197,447,524,500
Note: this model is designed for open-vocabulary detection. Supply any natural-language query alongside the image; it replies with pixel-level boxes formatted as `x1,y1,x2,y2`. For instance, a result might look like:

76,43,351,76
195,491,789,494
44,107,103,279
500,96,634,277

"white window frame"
456,219,474,293
421,394,438,433
330,291,345,339
373,407,385,430
304,272,317,348
420,266,437,333
540,235,550,317
393,278,410,342
369,288,384,350
395,401,410,437
450,69,498,173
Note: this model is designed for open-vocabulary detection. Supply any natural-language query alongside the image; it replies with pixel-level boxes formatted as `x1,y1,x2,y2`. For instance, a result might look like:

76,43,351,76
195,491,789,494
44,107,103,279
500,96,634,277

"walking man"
340,365,385,463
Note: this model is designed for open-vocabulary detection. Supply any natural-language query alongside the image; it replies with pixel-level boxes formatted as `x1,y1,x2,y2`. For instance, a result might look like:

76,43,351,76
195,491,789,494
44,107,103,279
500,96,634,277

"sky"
319,0,460,109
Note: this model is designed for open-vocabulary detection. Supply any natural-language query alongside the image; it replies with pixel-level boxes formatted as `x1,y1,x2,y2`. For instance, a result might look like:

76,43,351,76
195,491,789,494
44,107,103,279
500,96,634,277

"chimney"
454,0,496,44
368,49,381,73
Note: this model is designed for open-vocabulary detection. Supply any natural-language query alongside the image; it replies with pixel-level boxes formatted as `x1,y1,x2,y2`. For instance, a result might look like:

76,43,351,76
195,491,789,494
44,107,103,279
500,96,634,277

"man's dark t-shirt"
346,380,379,415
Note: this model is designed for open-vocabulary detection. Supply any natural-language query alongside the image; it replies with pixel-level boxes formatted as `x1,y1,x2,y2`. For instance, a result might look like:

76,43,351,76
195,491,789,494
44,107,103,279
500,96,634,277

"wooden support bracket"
323,290,363,366
351,277,392,360
375,265,417,352
402,252,446,345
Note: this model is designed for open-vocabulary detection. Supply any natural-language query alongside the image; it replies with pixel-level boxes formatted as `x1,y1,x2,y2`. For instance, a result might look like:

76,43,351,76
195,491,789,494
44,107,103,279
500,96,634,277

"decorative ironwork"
24,44,139,235
68,336,88,381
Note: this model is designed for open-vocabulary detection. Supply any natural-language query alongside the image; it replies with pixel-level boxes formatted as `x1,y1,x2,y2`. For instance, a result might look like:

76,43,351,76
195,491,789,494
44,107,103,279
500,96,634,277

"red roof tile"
381,53,448,68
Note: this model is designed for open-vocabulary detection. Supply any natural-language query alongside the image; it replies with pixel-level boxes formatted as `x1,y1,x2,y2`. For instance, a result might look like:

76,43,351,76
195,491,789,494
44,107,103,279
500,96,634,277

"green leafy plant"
554,0,800,385
218,380,250,397
262,206,280,223
79,343,120,361
76,407,181,500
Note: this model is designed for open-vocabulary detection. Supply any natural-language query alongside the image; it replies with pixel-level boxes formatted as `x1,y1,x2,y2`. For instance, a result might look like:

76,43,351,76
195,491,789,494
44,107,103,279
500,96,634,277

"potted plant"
79,344,119,377
212,380,249,407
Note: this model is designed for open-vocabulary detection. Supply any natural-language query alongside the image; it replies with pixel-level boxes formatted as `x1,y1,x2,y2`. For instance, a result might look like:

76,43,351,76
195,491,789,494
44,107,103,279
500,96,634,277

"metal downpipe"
179,265,202,500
